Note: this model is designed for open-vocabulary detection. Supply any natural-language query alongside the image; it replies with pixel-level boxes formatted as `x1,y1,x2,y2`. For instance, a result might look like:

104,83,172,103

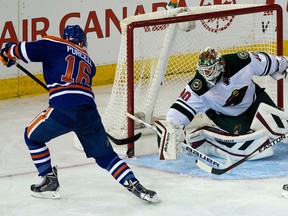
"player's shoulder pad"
222,52,251,77
188,71,209,96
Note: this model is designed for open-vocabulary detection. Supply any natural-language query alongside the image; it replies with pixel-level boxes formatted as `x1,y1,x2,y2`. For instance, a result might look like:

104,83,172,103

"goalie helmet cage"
103,4,283,157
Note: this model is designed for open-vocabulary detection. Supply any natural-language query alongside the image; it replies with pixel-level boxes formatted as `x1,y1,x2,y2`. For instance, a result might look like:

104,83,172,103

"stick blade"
195,159,213,173
195,154,233,175
106,132,142,145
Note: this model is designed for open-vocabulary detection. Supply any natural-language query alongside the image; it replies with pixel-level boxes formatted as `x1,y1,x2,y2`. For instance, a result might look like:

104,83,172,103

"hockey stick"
15,63,141,145
15,63,48,91
196,132,288,175
126,112,157,132
106,132,142,145
126,112,231,167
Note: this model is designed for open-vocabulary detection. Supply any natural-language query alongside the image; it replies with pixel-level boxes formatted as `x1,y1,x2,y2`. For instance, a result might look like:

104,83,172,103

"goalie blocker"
155,120,185,160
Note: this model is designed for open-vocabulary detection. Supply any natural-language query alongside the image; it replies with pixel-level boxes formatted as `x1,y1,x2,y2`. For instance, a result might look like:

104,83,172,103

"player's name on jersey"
66,46,93,67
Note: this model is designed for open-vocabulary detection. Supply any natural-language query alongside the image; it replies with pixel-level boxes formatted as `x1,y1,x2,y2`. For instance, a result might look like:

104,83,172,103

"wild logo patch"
237,52,249,59
224,86,248,107
191,79,202,91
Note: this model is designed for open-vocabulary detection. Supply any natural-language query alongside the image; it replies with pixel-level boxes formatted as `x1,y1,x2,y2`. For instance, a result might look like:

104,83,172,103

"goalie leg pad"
155,120,185,160
186,128,211,155
251,103,288,143
187,126,273,160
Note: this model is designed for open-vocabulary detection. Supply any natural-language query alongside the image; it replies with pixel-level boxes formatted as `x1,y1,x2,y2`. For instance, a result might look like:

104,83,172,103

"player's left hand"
0,42,16,67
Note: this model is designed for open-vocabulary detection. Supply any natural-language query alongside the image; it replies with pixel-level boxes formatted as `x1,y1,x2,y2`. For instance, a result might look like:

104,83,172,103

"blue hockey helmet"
62,25,87,48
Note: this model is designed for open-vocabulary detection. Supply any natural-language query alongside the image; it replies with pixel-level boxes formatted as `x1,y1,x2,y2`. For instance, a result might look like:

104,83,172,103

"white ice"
0,85,288,216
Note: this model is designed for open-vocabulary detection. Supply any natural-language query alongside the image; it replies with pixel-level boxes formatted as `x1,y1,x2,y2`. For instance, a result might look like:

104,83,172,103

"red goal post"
103,4,283,157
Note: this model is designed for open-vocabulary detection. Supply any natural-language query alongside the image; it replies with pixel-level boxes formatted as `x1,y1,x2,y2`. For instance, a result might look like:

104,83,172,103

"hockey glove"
155,120,184,160
0,42,16,67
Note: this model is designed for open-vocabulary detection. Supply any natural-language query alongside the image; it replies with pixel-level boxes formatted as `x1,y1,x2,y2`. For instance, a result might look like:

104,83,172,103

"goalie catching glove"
155,120,185,160
270,55,288,80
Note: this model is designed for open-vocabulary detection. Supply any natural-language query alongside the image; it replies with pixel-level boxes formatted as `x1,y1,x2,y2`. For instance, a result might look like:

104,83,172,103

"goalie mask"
198,47,225,87
62,25,87,49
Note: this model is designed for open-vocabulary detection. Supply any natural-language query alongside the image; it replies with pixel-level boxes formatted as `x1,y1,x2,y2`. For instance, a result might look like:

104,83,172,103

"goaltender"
154,47,288,195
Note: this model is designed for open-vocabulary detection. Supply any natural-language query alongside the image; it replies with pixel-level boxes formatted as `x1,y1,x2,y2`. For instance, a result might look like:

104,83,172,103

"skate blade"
31,191,61,199
142,194,161,203
282,191,288,198
150,196,161,203
282,188,288,199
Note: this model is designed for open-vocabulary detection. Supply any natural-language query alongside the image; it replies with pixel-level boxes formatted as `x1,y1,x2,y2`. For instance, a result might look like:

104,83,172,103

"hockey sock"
95,151,138,185
24,129,52,176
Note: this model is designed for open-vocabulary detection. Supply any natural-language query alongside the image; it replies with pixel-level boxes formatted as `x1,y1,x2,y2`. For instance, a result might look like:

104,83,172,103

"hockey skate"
282,184,288,198
124,180,160,203
30,166,60,199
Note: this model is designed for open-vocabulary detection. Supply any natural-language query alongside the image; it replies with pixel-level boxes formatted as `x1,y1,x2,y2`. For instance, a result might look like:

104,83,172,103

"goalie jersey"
7,36,96,109
168,51,280,127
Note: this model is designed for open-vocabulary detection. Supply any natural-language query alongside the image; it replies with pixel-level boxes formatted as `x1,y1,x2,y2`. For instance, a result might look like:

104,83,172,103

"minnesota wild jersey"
167,51,280,127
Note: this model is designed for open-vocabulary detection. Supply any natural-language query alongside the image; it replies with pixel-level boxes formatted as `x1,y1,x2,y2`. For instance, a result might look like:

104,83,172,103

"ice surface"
0,85,288,216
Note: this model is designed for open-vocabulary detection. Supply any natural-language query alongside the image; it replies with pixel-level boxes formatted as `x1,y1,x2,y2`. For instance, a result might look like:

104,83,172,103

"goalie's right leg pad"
187,126,273,161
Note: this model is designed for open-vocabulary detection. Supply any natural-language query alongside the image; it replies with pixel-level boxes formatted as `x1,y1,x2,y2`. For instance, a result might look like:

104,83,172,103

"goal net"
102,4,283,156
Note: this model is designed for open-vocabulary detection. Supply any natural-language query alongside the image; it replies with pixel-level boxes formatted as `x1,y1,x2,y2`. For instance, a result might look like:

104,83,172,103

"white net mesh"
103,4,281,153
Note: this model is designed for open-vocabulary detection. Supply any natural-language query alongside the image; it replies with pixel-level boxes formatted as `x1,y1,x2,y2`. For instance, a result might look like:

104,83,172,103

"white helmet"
197,47,225,87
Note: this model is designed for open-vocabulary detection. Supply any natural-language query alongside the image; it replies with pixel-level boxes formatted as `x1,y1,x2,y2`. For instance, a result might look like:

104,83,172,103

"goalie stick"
196,132,288,175
126,112,231,167
15,63,141,145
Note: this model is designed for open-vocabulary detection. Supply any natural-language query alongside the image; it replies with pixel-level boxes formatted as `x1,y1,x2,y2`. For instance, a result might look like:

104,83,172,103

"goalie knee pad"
187,126,273,161
251,103,288,143
155,120,185,160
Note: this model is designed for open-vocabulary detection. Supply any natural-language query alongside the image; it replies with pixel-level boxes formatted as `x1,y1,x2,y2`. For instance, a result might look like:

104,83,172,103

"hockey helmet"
197,47,225,87
62,25,87,48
